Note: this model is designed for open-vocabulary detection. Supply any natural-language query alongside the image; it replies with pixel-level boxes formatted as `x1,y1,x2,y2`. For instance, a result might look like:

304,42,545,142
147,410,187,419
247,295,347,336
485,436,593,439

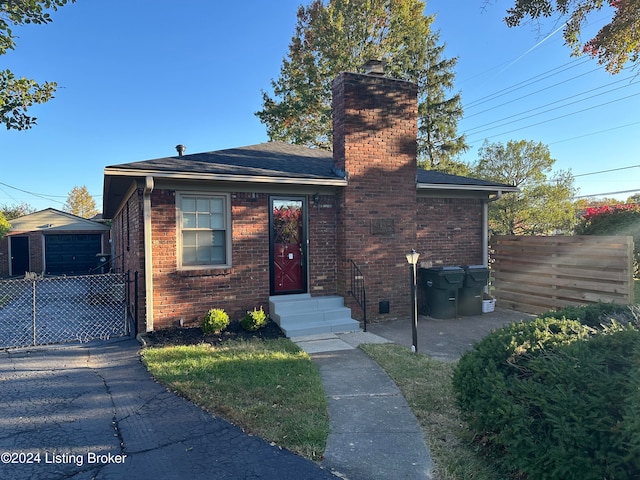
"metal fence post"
134,271,139,336
31,279,37,346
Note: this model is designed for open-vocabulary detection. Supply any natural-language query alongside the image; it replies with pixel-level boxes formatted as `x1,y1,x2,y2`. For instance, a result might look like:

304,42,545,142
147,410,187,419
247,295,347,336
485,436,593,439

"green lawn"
142,338,329,460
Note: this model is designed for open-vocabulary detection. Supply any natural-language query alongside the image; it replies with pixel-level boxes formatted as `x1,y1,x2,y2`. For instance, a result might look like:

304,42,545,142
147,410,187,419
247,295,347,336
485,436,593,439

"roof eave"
416,182,520,193
103,167,348,187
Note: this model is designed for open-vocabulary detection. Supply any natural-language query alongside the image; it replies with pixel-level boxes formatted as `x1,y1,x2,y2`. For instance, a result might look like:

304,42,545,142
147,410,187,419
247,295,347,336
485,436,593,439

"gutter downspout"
483,191,503,293
143,176,154,332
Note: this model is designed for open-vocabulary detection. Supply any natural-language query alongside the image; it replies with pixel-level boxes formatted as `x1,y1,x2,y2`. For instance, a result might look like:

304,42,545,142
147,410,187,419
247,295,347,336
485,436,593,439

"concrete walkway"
294,332,434,480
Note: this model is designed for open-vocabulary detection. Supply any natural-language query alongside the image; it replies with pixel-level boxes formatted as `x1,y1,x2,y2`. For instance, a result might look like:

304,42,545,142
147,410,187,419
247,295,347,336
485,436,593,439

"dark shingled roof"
106,142,338,180
103,141,517,217
416,169,516,189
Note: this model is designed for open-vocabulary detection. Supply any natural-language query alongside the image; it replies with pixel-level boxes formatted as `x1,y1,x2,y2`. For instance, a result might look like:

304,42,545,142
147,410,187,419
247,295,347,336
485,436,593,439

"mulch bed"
142,320,286,347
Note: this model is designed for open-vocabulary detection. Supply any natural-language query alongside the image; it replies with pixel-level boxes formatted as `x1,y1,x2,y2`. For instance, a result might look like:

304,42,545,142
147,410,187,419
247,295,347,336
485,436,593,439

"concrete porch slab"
292,335,354,354
291,331,392,354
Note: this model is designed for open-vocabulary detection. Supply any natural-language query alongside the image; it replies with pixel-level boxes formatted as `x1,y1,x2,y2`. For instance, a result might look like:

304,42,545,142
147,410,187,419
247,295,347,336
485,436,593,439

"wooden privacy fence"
491,235,635,315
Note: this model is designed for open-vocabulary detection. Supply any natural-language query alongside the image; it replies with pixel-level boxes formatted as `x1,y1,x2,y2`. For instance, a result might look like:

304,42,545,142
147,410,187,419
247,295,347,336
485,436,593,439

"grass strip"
360,343,507,480
142,337,329,460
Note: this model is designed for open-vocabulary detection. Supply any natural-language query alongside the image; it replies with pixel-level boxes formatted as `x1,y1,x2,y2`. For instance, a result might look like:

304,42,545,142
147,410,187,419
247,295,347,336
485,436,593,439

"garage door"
45,234,102,275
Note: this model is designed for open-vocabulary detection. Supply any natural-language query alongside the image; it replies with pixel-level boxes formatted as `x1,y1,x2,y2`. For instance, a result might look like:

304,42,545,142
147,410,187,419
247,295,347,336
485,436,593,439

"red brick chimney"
332,70,418,320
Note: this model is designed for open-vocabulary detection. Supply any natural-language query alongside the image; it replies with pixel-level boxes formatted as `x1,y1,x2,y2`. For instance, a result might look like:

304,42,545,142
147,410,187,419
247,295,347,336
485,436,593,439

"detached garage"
0,209,110,277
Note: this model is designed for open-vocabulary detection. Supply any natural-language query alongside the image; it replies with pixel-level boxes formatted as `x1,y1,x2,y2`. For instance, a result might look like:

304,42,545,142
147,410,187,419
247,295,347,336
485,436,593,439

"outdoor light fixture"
406,249,420,353
405,249,420,266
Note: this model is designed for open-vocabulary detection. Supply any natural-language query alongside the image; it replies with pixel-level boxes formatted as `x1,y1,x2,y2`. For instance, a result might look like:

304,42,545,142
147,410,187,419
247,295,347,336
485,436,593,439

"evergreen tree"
256,0,468,172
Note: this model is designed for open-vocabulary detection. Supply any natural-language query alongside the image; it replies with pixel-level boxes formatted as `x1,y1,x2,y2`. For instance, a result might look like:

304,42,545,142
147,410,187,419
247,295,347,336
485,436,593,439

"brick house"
0,209,110,277
102,71,517,335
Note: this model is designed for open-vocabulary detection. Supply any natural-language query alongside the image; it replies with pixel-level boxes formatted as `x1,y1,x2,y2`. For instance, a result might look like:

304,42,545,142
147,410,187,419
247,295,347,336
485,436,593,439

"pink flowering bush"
577,203,640,276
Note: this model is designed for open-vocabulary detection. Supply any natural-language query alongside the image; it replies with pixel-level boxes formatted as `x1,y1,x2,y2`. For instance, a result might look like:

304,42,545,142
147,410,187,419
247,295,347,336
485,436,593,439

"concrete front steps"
269,294,361,338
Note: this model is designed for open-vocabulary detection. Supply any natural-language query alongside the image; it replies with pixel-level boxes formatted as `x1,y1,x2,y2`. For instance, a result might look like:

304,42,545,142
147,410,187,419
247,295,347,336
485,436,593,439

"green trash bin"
459,265,489,316
418,267,465,319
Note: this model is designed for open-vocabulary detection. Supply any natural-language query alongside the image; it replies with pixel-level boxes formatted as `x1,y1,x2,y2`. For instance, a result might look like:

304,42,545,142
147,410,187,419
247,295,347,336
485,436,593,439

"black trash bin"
458,265,489,316
418,266,465,319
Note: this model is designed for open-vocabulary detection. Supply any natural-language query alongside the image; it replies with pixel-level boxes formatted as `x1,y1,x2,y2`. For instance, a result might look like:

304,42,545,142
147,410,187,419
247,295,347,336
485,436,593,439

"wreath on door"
273,206,302,244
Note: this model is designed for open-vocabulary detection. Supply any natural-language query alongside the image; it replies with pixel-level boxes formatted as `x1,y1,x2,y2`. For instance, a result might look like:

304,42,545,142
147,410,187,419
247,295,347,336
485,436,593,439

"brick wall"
111,188,146,331
137,190,338,331
111,186,341,333
0,239,6,277
308,194,339,294
416,197,485,267
333,72,419,321
0,232,43,276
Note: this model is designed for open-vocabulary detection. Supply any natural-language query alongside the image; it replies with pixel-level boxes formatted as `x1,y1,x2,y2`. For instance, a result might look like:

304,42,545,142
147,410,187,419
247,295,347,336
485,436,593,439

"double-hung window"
178,194,230,268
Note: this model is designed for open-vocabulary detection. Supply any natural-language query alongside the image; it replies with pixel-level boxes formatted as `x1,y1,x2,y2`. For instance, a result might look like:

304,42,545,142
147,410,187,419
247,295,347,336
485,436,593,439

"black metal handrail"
88,254,123,275
348,259,367,332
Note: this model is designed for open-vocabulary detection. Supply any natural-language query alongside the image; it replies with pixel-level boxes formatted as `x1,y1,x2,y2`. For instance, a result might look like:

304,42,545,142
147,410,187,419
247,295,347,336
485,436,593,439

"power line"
574,164,640,177
461,13,611,110
466,90,640,142
463,73,637,133
465,66,599,119
0,181,102,205
548,121,640,145
0,181,65,205
575,188,640,199
464,57,591,109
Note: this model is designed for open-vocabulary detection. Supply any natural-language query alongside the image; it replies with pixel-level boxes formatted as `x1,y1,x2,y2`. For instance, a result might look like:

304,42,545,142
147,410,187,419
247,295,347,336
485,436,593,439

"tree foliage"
256,0,468,172
499,0,640,73
474,139,578,235
0,211,9,241
63,185,98,219
0,0,74,130
1,201,36,220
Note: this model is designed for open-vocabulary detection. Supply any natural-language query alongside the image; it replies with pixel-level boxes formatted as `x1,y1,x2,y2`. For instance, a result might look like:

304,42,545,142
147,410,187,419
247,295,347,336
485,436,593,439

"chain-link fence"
0,273,129,348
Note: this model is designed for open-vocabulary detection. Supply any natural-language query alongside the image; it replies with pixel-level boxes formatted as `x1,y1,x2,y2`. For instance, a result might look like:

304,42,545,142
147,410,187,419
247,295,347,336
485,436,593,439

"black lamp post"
406,249,420,353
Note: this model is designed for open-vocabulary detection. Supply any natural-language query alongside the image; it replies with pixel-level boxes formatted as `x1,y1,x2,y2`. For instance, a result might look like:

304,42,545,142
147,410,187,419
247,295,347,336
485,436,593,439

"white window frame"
176,192,232,270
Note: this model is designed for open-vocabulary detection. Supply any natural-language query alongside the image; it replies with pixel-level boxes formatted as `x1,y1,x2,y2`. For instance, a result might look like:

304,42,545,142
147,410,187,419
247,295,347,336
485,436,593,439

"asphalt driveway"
0,337,337,480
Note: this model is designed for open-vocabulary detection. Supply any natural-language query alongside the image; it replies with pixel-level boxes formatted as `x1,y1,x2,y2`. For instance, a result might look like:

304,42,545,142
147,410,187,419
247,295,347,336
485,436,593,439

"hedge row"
453,304,640,480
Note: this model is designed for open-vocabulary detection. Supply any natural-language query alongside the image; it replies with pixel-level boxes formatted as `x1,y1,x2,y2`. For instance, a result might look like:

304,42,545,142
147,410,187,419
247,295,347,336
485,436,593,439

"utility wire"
574,164,640,177
464,79,639,136
575,188,640,199
464,57,592,109
462,13,610,109
464,72,636,129
548,121,640,145
466,90,640,141
0,181,66,205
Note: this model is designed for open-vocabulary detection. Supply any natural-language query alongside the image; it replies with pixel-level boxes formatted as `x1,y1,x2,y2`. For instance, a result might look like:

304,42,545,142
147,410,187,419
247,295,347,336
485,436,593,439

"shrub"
453,309,640,480
575,204,640,276
241,306,268,331
202,308,229,334
539,302,632,328
453,318,592,448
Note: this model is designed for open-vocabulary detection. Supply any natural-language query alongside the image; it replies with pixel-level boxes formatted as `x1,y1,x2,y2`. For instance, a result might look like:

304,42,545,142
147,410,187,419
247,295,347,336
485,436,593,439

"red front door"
270,198,307,294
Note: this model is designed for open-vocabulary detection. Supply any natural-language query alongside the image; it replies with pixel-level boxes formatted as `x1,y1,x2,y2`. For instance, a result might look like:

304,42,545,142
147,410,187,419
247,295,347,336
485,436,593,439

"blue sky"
2,0,638,213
